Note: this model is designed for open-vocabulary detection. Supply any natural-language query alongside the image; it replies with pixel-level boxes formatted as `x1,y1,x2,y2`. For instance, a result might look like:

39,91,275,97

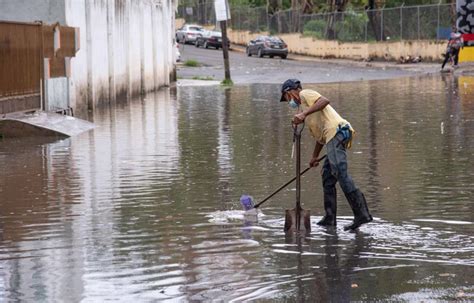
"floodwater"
0,74,473,302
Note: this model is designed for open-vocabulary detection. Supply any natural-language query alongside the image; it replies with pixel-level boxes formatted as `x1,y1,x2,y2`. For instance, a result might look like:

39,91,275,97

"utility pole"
215,0,232,84
220,20,231,82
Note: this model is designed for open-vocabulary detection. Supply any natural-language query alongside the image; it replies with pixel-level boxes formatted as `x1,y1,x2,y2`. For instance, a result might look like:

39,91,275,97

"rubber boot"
343,189,373,231
317,187,337,226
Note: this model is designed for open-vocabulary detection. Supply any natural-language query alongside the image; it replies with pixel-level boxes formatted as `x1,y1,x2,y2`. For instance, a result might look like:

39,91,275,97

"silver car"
176,24,204,44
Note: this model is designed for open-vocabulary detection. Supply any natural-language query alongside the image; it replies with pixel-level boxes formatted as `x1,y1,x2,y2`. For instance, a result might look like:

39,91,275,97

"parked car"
246,36,288,59
176,24,204,44
195,30,230,49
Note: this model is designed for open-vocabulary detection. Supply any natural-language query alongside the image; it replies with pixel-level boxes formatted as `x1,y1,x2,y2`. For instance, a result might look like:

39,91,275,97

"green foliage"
272,0,451,12
302,10,369,41
221,78,234,86
232,6,267,33
371,0,452,8
281,0,292,10
334,10,369,42
229,0,266,8
303,19,327,39
192,75,215,80
184,60,199,67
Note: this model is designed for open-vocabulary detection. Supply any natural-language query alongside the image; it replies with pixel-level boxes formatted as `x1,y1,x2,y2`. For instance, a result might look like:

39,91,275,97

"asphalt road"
177,43,439,85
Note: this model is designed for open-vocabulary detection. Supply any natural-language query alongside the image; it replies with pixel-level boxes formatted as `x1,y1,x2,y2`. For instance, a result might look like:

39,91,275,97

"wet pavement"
177,44,442,84
0,74,474,301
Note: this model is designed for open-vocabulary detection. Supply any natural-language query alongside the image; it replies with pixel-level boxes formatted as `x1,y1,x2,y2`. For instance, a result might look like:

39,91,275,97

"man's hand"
292,112,306,125
309,156,321,167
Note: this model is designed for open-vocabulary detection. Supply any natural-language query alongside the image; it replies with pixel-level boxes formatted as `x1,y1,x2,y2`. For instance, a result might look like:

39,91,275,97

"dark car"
246,36,288,59
195,30,229,49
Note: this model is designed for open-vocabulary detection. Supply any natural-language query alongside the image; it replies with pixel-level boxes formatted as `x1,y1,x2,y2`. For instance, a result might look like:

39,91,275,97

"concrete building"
0,0,177,115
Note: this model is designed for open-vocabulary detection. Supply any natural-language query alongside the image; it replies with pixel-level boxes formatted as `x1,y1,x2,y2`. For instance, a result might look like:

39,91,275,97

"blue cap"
280,79,301,101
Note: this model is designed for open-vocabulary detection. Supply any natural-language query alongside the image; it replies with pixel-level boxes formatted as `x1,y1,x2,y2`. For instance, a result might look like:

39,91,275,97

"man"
441,31,464,70
279,79,372,230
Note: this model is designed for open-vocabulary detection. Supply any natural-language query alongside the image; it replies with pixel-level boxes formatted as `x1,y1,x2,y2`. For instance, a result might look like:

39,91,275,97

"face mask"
289,99,299,109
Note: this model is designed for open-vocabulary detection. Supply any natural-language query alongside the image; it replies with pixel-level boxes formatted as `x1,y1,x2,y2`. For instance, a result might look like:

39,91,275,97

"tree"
367,0,384,41
267,0,283,33
326,0,350,39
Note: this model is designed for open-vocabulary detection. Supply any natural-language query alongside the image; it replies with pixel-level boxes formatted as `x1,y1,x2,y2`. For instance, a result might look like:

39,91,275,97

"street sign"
214,0,231,21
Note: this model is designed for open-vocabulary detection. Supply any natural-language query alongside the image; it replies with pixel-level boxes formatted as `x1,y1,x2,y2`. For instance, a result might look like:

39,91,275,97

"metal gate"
0,21,43,115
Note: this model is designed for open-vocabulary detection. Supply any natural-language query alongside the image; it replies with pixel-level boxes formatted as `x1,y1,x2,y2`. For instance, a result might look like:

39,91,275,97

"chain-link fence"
177,3,456,42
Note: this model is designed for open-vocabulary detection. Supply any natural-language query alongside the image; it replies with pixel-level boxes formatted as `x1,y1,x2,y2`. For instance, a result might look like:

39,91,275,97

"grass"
192,76,214,81
184,60,200,67
221,78,234,86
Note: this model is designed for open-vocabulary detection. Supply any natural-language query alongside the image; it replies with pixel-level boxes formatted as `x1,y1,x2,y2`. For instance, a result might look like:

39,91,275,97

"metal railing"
177,3,456,42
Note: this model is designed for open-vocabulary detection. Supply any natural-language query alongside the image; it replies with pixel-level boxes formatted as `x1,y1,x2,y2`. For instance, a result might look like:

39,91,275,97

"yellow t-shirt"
299,89,352,145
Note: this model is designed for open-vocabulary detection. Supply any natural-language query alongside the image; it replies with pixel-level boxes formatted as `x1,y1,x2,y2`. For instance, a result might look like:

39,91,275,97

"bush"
184,60,199,67
303,10,368,42
221,79,234,86
334,10,368,42
303,19,326,39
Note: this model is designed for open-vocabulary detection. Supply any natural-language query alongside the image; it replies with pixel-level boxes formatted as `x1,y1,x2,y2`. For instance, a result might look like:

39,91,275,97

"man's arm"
293,96,330,124
309,141,325,167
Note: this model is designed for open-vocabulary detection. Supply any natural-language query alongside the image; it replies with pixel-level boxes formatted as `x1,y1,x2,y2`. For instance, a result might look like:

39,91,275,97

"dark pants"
321,131,357,196
441,47,460,69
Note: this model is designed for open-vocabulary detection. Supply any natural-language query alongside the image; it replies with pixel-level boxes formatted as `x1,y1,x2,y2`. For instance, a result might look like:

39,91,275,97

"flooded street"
1,74,473,301
177,44,441,85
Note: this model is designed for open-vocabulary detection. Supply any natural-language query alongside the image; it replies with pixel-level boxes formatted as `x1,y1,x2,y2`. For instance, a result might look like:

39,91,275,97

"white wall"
63,0,88,113
0,0,176,113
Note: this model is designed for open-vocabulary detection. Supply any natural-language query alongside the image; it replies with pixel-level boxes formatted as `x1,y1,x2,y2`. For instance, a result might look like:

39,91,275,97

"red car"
246,36,288,59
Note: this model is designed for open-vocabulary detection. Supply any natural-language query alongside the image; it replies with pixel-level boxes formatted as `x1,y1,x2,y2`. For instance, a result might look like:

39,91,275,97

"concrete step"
0,111,94,138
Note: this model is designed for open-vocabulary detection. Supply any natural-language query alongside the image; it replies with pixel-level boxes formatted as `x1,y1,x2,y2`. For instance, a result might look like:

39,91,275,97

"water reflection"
311,230,368,302
0,76,473,301
216,88,233,205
